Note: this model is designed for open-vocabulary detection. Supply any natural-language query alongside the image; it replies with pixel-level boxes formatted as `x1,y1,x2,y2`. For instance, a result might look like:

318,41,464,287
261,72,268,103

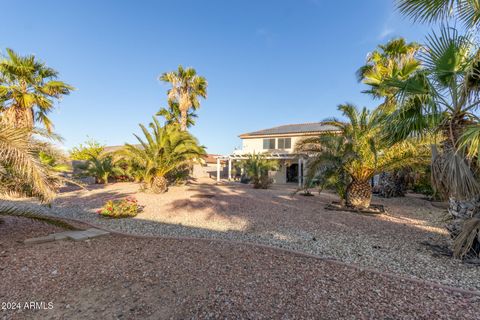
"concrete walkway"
24,228,109,244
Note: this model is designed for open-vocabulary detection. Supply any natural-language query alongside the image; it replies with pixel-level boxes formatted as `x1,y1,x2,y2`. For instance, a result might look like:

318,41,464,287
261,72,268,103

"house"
217,122,339,186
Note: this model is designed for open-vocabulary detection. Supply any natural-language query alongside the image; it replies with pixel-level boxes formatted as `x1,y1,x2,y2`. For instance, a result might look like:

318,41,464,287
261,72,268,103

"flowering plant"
96,196,141,218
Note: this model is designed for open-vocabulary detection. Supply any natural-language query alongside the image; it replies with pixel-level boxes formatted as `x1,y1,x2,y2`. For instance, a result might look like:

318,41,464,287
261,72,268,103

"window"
263,138,276,149
278,138,291,149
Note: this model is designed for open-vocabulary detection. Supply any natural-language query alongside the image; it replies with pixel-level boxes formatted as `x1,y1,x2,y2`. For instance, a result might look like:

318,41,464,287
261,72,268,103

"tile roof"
239,122,339,137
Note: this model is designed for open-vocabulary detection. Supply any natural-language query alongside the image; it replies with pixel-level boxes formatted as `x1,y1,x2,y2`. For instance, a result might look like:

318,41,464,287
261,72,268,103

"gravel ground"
2,178,479,293
1,216,480,320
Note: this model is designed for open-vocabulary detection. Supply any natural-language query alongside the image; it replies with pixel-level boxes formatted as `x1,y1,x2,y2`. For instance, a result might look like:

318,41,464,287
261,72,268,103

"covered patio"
215,153,308,187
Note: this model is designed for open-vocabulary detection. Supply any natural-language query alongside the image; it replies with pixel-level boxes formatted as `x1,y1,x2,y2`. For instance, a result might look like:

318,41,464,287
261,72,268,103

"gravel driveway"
1,216,479,320
2,178,479,292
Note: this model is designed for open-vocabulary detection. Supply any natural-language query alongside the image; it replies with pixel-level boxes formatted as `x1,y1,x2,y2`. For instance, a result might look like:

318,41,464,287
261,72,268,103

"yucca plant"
241,153,278,189
120,118,205,193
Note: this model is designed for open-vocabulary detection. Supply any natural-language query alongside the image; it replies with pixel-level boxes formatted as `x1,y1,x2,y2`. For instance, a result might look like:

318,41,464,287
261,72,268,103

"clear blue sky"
0,0,430,154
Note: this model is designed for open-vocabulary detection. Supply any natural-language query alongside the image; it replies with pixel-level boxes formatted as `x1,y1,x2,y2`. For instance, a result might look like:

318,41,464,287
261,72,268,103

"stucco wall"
241,136,305,154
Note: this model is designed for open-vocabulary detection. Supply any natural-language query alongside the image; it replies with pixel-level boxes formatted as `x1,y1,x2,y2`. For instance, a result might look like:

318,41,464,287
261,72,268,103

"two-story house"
216,122,339,186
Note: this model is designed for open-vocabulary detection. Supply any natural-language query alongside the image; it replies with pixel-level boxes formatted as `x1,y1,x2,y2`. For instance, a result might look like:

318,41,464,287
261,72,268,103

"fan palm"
0,124,57,202
396,0,480,29
383,27,480,193
157,100,198,128
301,104,429,209
0,48,73,132
358,38,423,197
357,38,421,111
381,27,480,257
159,65,207,131
120,118,205,193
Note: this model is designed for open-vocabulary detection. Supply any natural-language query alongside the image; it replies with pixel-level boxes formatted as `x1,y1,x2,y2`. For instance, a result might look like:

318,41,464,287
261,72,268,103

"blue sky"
0,0,430,154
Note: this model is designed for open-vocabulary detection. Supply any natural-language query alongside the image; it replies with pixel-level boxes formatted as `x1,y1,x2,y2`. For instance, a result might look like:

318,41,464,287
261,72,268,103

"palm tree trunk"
346,179,372,208
378,170,407,198
438,117,480,258
151,175,168,193
2,105,34,130
180,109,188,131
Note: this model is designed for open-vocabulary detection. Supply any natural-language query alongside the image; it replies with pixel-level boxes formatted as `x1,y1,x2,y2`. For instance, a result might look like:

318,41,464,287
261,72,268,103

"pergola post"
228,158,232,180
216,158,221,182
298,157,302,188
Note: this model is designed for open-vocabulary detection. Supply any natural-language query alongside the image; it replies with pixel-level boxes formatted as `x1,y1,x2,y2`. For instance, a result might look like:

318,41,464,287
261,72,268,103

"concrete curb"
38,214,480,297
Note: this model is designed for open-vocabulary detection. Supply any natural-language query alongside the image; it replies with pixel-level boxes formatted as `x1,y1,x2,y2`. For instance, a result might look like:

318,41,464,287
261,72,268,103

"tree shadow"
2,178,478,291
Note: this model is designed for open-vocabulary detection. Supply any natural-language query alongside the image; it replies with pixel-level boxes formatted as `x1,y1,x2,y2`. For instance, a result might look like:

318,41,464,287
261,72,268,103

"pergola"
215,153,307,187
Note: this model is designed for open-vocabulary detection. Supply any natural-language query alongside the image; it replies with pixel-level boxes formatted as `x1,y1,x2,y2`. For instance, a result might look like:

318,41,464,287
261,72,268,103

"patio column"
216,158,220,182
228,158,232,180
298,158,302,188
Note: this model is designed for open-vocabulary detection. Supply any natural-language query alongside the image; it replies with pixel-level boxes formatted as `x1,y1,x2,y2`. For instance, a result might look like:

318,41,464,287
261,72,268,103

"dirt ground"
23,178,477,291
1,216,479,320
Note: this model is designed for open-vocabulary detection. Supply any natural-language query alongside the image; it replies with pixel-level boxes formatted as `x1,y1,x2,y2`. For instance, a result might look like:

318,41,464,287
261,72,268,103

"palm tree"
0,49,73,132
396,0,480,29
120,118,205,193
357,38,421,111
242,153,278,189
357,38,422,197
296,134,351,204
300,104,429,209
156,100,198,128
381,27,480,257
0,124,57,202
159,65,207,131
77,155,122,184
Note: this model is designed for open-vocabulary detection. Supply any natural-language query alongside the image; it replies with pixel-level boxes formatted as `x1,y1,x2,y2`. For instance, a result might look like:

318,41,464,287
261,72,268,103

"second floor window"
278,138,291,149
263,138,276,149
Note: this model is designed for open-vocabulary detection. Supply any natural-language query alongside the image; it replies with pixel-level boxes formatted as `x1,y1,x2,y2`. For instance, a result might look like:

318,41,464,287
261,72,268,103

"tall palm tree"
299,104,428,209
396,0,480,29
156,100,198,128
357,38,422,197
0,124,57,202
159,65,207,131
0,49,73,132
357,38,421,111
382,27,480,257
120,118,205,193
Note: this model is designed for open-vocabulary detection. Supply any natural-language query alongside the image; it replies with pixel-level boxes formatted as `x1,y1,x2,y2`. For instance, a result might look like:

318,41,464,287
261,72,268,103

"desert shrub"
75,155,123,184
96,197,141,218
70,138,105,160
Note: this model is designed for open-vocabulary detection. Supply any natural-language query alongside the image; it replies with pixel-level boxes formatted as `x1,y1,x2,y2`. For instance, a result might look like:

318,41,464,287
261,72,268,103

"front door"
286,163,298,183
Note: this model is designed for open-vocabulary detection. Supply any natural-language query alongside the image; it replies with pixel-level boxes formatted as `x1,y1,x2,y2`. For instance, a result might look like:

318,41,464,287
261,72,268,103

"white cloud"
378,27,394,40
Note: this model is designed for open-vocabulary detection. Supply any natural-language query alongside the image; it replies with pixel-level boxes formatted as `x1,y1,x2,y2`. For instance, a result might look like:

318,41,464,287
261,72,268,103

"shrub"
70,138,105,161
96,197,141,218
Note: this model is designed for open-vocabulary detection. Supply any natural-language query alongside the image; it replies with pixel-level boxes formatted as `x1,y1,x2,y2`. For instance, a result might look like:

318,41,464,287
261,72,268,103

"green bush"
96,197,141,218
70,138,105,160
